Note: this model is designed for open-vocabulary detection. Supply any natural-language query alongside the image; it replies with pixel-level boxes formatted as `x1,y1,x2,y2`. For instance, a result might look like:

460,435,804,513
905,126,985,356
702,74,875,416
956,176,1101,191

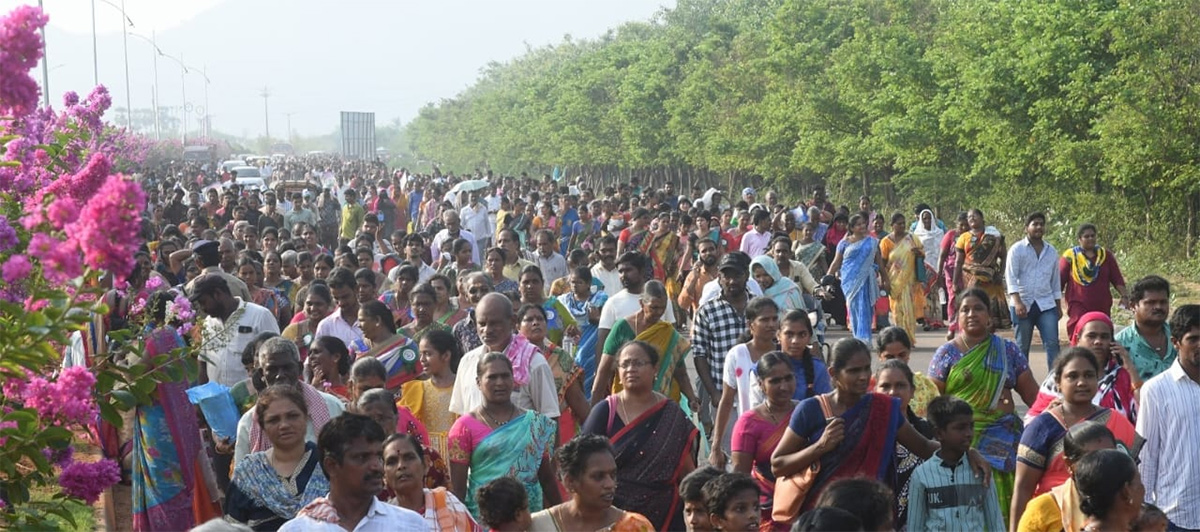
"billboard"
339,111,376,160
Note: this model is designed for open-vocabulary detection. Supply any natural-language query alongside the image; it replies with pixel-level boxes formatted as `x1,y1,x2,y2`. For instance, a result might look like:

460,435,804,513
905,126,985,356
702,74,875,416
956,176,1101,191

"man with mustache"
233,337,345,468
678,237,721,317
448,293,560,418
1117,275,1176,381
278,413,424,530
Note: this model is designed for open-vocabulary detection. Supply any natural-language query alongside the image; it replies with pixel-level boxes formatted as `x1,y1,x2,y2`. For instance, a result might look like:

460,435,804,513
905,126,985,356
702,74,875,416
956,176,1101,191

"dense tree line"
404,0,1200,274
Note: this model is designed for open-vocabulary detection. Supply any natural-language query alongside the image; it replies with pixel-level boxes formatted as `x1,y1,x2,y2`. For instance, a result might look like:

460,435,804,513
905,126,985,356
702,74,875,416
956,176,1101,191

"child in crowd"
1132,503,1169,532
792,507,864,532
813,478,894,532
907,395,1005,531
702,472,761,532
679,466,723,532
475,477,531,532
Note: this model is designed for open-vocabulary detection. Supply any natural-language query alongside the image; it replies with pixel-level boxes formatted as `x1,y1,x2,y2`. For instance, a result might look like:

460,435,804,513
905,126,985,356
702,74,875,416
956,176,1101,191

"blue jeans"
1010,301,1061,370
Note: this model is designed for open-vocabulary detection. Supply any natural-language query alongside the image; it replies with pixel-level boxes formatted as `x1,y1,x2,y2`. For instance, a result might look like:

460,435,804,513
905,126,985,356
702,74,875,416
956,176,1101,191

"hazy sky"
3,0,673,139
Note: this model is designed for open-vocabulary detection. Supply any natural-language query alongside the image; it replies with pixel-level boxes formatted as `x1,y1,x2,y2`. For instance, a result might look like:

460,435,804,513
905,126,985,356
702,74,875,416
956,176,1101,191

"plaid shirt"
692,297,745,390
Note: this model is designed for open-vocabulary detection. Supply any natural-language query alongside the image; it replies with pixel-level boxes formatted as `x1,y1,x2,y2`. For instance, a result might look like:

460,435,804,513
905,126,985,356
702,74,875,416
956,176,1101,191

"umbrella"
450,179,490,194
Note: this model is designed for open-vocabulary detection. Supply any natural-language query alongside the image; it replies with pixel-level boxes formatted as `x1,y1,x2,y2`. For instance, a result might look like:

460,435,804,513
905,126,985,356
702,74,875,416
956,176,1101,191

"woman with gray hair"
592,280,696,406
353,370,450,489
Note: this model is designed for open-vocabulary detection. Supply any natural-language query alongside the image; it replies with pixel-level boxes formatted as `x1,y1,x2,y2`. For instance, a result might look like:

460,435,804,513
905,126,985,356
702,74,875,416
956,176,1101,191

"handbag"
771,394,833,523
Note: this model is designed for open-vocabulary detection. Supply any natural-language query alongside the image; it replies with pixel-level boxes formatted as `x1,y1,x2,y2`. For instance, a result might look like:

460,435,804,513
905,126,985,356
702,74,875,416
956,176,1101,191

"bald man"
429,209,481,265
448,293,559,418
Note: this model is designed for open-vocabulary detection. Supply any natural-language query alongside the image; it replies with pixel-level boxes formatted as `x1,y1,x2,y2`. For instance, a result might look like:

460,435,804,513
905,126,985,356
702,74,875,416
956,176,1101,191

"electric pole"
260,86,271,142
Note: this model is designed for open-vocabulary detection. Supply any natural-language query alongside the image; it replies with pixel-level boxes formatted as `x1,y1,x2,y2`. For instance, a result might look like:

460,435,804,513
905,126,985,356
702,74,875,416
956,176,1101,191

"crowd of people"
83,157,1200,532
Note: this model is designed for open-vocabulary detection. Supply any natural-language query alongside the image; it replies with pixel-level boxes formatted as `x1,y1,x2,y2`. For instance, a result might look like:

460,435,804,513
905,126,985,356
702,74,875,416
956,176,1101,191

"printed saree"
752,255,806,311
225,442,329,531
838,236,879,342
1017,407,1135,496
133,327,201,532
945,335,1023,519
603,319,690,402
881,234,922,342
461,411,556,517
607,397,697,532
362,334,423,393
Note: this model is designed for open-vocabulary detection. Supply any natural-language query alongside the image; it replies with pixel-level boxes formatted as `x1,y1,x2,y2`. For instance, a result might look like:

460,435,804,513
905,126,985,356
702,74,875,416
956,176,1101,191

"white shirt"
722,344,764,416
598,289,676,331
430,229,481,265
387,261,436,285
1004,237,1062,310
1137,360,1200,529
697,278,764,309
200,298,280,386
277,496,425,531
315,309,364,351
233,388,345,467
534,251,569,291
449,343,560,418
460,203,491,243
591,263,622,296
486,194,501,231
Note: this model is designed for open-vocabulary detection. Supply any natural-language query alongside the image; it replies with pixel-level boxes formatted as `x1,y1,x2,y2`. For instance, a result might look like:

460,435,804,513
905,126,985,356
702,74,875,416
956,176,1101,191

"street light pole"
180,51,188,144
120,0,131,130
38,0,49,107
203,65,210,138
91,0,98,86
261,87,271,141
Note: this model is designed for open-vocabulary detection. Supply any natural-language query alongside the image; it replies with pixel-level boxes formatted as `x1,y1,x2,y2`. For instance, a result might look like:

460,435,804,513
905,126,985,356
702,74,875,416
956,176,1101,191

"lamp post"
158,51,189,143
38,0,49,107
129,31,160,139
96,0,134,130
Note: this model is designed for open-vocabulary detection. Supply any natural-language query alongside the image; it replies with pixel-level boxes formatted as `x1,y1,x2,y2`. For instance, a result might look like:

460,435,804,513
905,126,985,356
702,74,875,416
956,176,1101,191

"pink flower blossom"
26,233,81,284
70,175,144,283
0,5,48,118
144,275,165,292
42,152,111,203
0,215,17,252
62,90,78,107
46,197,78,229
59,458,121,504
1,254,31,283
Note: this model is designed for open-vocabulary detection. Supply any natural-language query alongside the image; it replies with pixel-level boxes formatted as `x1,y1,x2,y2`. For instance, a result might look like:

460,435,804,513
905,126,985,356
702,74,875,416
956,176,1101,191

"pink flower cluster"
2,367,97,426
58,458,120,504
0,215,16,252
72,175,145,283
0,5,48,118
25,233,81,285
1,254,30,283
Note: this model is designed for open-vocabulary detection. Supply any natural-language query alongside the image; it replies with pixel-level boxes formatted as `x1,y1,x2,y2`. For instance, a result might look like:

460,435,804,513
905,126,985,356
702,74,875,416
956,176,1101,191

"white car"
220,159,247,173
234,177,267,190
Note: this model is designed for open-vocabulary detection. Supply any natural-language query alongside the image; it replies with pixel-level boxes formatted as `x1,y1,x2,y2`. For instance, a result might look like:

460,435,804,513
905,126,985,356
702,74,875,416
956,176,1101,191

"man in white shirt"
191,274,280,386
278,413,425,531
430,210,481,265
1137,305,1200,530
450,293,560,418
1004,212,1062,369
233,337,345,466
388,233,436,285
533,229,569,292
460,190,493,251
738,209,773,257
316,267,364,350
590,235,622,296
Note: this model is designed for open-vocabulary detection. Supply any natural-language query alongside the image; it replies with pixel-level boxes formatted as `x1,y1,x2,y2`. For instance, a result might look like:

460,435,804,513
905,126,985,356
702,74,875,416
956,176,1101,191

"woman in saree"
449,353,561,517
873,359,935,531
357,388,448,490
1015,422,1120,532
793,222,828,283
595,281,695,405
133,292,203,531
1059,223,1130,338
483,247,520,293
616,208,653,256
226,386,329,531
822,212,849,258
954,209,1011,329
913,209,946,330
282,282,333,360
429,273,469,328
939,212,969,333
879,212,925,342
356,300,422,393
1010,348,1137,528
827,213,889,342
1023,312,1141,425
518,265,580,348
305,336,351,401
557,266,609,400
379,264,418,327
771,338,989,523
730,353,797,530
531,434,655,532
646,212,683,298
751,255,805,311
384,433,481,532
238,257,291,328
518,303,591,446
400,283,451,343
399,329,461,462
928,288,1039,525
581,341,697,532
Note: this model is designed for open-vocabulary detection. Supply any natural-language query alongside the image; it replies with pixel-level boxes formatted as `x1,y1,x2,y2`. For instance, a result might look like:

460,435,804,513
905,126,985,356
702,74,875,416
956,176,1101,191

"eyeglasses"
618,359,652,370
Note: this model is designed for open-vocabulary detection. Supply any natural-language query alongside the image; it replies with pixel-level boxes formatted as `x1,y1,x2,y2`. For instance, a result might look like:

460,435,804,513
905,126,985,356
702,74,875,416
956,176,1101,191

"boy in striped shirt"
907,396,1006,531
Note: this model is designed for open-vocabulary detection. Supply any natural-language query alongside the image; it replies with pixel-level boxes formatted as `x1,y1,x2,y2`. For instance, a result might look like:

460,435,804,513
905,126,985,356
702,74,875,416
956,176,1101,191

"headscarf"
1071,311,1113,346
913,209,945,271
751,255,806,311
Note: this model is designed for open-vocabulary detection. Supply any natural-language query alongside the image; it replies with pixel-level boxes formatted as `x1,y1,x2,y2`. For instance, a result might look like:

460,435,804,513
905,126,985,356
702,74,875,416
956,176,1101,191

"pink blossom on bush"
62,90,78,107
58,458,120,504
71,174,144,283
25,233,81,284
46,197,78,229
42,152,111,203
51,367,97,424
0,215,16,252
1,254,31,283
0,5,48,118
